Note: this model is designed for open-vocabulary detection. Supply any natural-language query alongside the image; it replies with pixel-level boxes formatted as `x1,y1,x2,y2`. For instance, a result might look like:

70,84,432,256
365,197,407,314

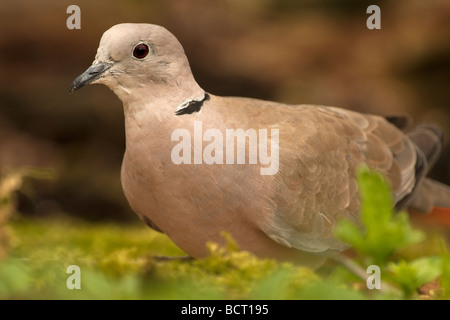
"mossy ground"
1,168,450,300
2,217,326,299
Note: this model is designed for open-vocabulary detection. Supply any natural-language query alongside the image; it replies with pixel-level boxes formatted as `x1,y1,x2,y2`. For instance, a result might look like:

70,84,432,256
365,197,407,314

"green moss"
2,218,320,299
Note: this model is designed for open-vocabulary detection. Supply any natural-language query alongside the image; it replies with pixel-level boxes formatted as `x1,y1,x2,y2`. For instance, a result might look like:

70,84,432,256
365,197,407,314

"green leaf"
336,166,424,265
386,256,442,299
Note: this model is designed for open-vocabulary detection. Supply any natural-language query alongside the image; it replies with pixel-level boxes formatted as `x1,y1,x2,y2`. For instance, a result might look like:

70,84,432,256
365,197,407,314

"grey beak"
69,62,112,93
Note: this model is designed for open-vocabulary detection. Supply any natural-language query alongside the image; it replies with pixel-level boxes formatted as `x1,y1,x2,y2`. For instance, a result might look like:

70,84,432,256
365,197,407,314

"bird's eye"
132,43,150,59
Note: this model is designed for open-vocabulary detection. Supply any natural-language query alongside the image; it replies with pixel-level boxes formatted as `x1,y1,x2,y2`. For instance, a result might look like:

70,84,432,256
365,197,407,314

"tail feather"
396,124,445,212
407,124,443,171
409,178,450,213
402,124,449,214
426,179,450,208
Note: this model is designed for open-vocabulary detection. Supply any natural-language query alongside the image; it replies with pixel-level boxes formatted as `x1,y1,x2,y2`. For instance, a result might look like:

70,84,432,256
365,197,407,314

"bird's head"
70,23,201,103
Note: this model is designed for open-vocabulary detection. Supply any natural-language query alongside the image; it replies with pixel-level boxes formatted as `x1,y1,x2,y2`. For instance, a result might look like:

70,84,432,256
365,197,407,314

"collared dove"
70,23,450,267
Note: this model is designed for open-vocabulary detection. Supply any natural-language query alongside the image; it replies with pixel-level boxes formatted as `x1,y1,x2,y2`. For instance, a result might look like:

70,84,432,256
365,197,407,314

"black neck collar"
175,93,210,116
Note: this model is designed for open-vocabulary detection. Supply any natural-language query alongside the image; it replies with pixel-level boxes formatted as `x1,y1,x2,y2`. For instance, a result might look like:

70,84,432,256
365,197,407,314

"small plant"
335,166,447,299
0,170,23,260
0,167,55,297
335,166,424,266
0,167,54,260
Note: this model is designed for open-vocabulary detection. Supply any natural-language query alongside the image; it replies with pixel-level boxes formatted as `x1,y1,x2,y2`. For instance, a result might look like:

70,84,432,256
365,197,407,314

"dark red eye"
132,43,150,59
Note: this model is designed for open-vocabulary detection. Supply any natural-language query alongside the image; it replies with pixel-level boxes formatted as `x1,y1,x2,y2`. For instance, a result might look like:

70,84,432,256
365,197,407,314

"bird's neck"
121,78,206,150
119,75,205,116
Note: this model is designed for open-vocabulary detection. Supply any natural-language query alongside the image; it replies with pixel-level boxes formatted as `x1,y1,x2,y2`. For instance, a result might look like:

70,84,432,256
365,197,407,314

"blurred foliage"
336,167,450,299
0,167,55,260
1,218,321,299
1,167,450,300
336,166,424,266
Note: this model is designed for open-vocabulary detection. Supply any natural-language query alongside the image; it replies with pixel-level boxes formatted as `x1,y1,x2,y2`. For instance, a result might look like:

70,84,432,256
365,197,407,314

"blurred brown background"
0,0,449,221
